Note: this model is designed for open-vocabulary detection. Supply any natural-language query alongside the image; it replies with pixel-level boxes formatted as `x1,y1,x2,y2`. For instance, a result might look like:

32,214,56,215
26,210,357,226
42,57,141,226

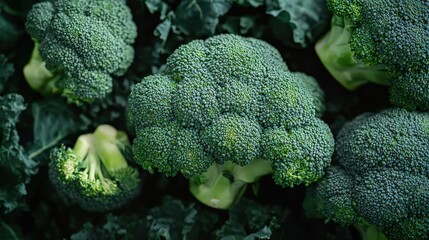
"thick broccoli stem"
355,224,388,240
73,125,129,181
74,134,104,181
189,159,273,209
23,42,61,95
315,15,390,90
92,125,129,173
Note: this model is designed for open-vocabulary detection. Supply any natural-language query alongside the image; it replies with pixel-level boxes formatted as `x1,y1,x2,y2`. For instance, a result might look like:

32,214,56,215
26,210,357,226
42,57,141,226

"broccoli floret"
49,124,141,212
129,34,334,209
23,0,137,103
305,108,429,240
316,0,429,110
295,72,326,117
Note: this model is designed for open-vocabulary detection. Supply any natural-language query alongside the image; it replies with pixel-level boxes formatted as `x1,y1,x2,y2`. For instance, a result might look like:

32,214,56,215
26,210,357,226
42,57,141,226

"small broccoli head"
49,125,141,212
129,34,334,209
306,108,429,240
317,0,429,110
24,0,137,103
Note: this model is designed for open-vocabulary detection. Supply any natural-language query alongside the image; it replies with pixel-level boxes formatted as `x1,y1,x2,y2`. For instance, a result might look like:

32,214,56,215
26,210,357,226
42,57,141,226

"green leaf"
145,0,163,14
0,221,20,240
174,0,233,36
0,3,22,52
28,98,84,162
154,13,173,44
234,0,264,7
0,94,38,213
266,0,329,47
244,226,272,240
0,54,14,94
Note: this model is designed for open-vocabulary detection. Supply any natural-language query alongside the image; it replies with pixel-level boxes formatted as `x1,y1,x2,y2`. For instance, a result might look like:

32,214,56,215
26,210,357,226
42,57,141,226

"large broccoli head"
129,34,334,209
24,0,137,103
316,0,429,110
49,125,141,212
305,108,429,240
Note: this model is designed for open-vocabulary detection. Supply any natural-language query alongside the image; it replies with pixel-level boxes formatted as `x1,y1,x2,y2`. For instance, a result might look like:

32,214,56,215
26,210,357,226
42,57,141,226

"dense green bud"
203,114,261,166
128,75,176,128
262,119,334,187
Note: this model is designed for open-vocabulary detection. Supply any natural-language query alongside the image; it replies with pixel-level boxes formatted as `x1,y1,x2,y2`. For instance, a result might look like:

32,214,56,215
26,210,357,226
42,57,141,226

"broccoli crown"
129,34,334,191
49,125,141,212
307,108,429,240
328,0,429,73
25,0,137,102
317,0,429,110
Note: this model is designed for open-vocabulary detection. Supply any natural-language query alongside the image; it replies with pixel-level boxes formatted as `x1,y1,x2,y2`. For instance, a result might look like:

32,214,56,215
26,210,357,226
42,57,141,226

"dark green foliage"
0,2,23,52
28,98,87,162
0,54,14,93
0,221,20,240
69,197,288,240
0,94,38,213
266,0,330,48
215,198,288,239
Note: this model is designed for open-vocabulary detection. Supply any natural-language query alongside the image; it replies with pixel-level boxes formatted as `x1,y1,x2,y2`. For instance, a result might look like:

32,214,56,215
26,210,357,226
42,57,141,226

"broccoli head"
305,108,429,240
24,0,137,103
129,34,334,209
316,0,429,110
49,124,142,212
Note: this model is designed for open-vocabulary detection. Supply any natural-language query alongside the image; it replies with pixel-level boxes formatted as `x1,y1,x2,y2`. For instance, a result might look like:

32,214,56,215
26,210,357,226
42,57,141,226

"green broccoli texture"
23,0,137,103
128,34,334,209
49,124,142,212
304,108,429,240
316,0,429,110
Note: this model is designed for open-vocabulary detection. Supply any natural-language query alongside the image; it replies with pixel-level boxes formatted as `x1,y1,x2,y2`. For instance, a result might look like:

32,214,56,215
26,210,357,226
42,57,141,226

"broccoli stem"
23,42,61,95
315,15,390,90
74,134,103,181
355,224,388,240
189,159,273,209
87,150,102,181
92,124,128,173
73,134,93,160
73,125,129,180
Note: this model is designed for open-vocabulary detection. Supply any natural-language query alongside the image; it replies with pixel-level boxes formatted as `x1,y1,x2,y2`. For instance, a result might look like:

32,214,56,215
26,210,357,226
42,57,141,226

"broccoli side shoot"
24,0,137,103
49,124,141,212
317,0,429,110
305,108,429,240
129,34,334,209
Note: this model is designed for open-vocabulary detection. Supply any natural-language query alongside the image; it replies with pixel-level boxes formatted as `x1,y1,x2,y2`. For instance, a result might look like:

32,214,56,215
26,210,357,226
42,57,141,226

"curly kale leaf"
266,0,329,47
0,54,14,93
0,94,38,213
